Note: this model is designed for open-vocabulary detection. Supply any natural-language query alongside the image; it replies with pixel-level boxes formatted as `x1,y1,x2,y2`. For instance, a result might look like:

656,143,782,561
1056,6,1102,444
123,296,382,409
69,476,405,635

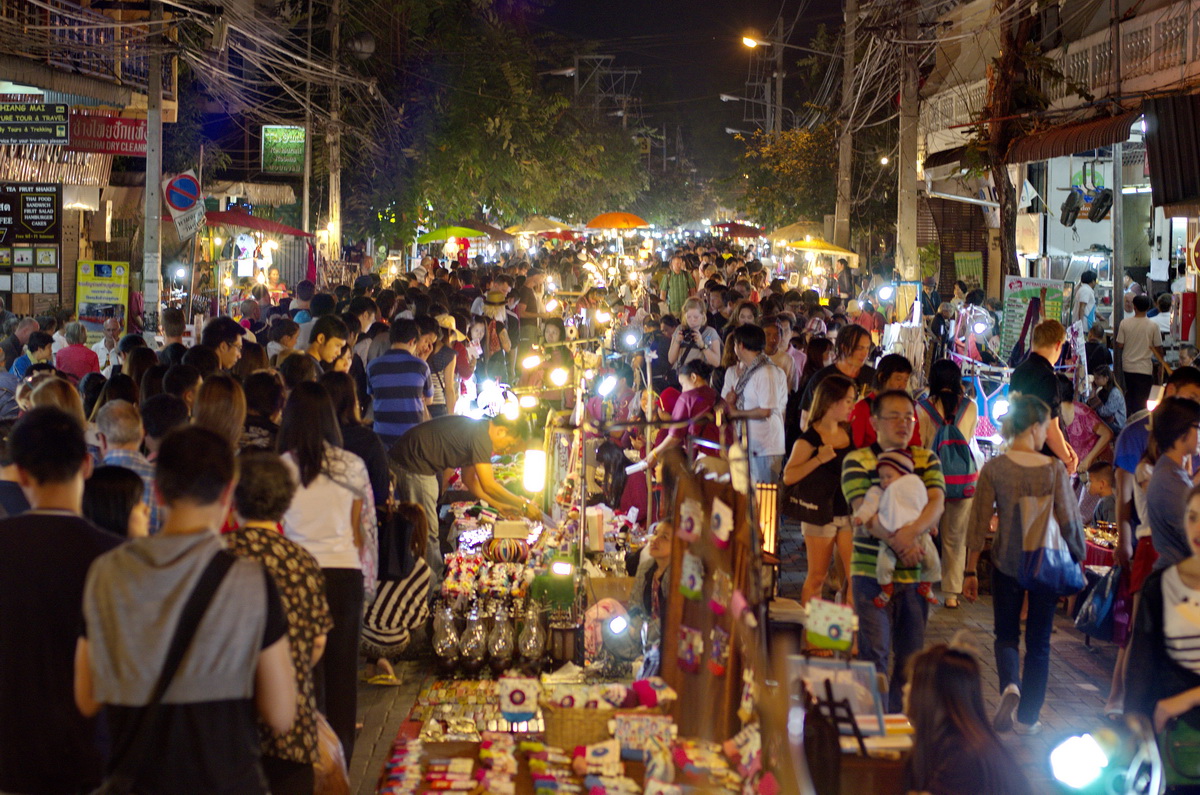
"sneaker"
1014,719,1043,736
993,683,1020,732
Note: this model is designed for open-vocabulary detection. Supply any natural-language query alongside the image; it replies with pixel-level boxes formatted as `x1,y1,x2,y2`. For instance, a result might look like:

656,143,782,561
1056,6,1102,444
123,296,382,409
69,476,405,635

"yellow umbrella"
769,220,824,241
586,211,649,230
787,238,860,268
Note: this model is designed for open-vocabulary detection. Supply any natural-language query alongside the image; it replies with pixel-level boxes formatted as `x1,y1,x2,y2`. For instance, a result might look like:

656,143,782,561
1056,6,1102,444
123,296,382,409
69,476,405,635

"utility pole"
302,0,313,233
833,0,857,250
774,38,784,133
142,0,163,339
327,0,341,260
1110,0,1124,378
896,0,920,281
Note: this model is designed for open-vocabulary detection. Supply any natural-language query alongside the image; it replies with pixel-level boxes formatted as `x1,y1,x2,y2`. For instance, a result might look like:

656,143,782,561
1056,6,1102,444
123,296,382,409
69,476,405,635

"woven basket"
540,702,668,750
540,700,613,749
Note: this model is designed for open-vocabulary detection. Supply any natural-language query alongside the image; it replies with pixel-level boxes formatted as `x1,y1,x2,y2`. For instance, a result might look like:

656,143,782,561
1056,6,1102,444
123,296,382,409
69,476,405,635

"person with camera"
667,297,721,372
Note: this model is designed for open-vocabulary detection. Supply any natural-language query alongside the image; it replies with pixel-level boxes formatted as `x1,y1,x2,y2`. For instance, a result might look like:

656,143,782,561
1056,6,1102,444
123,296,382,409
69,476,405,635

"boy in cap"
853,449,941,607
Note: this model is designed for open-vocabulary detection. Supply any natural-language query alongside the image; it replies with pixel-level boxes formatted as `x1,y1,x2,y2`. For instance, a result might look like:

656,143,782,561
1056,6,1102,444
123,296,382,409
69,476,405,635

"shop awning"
1145,93,1200,209
205,208,314,238
456,220,515,242
1007,110,1141,164
924,146,965,169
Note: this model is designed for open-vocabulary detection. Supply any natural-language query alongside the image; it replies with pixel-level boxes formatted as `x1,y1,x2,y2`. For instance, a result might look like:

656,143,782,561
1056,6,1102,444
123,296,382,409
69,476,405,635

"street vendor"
389,413,537,578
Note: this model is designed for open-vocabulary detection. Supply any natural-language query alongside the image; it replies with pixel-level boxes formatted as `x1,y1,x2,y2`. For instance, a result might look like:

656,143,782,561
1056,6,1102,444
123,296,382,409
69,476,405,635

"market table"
1085,539,1114,568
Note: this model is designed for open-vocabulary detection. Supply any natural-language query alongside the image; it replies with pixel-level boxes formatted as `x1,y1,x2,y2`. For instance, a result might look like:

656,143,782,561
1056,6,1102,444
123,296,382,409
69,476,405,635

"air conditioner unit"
1089,188,1114,222
1060,189,1083,227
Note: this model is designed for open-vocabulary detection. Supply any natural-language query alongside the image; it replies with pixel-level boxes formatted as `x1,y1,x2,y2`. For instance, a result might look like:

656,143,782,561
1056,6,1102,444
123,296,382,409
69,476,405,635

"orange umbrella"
586,211,649,230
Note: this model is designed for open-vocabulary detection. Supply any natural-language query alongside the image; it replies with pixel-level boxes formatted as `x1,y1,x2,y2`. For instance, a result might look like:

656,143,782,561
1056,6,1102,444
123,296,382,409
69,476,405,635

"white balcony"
921,0,1200,152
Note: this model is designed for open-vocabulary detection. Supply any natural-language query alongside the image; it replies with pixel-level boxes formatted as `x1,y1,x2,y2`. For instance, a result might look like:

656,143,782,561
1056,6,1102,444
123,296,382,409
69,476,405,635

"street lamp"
718,94,797,129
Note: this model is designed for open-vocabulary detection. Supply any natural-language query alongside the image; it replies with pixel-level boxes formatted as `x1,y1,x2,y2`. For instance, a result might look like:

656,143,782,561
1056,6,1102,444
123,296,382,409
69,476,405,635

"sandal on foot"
944,596,959,609
367,673,403,687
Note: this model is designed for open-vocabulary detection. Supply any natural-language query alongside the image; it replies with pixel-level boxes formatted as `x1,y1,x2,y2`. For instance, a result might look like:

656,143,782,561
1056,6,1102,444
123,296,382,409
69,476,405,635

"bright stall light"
973,321,988,335
992,398,1010,420
1050,734,1107,790
598,375,617,397
608,615,629,635
175,267,186,279
624,332,638,347
545,298,559,312
522,354,543,370
502,400,521,421
595,309,612,323
549,367,569,387
877,285,895,301
222,276,233,288
523,448,547,493
551,560,574,576
519,395,538,409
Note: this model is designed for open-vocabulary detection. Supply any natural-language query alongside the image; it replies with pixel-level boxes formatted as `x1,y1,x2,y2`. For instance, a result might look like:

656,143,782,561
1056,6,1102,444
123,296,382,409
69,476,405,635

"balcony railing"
0,0,176,101
921,0,1200,143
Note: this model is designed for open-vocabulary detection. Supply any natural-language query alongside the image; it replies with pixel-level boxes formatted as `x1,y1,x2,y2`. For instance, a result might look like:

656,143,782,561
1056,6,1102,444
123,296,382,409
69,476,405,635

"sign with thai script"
67,111,147,156
0,183,61,245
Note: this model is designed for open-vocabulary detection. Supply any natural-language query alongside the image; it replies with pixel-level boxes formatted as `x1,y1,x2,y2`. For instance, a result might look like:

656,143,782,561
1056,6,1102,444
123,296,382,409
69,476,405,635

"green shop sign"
261,125,306,174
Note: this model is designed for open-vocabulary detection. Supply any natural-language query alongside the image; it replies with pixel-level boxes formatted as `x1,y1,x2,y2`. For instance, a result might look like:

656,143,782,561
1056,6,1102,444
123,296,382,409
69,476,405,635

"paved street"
350,527,1119,794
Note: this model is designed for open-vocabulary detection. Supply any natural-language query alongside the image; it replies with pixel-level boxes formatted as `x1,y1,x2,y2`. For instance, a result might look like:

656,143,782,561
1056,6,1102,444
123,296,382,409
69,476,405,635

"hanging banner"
67,110,147,156
0,103,69,145
76,260,129,345
261,125,305,174
1000,276,1064,357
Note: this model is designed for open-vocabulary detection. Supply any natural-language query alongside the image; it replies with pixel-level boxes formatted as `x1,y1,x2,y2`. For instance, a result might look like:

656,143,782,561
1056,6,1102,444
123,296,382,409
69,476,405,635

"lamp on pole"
719,94,797,129
741,34,838,135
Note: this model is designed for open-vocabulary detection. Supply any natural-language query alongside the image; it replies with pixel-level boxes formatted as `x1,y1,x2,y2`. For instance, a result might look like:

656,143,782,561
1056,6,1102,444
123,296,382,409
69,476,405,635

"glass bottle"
487,604,515,675
432,603,459,676
518,602,546,674
458,605,487,676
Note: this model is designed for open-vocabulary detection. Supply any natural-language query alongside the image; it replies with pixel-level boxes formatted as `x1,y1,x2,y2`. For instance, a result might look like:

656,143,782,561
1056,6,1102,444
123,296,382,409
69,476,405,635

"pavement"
348,523,1120,794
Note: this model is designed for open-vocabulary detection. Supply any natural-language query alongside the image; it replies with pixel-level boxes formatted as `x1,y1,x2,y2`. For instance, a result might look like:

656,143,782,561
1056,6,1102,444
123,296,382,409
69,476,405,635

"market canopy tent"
788,237,860,268
457,220,515,242
204,208,314,238
416,225,489,244
712,221,763,237
769,220,824,241
586,211,649,230
505,215,572,235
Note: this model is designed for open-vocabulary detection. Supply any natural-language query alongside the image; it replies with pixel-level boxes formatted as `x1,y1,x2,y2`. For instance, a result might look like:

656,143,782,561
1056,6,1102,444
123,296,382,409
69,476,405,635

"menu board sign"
0,183,61,245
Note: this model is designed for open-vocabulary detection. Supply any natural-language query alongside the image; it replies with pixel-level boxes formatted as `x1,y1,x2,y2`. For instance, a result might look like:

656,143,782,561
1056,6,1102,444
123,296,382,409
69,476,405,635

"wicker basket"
539,702,667,750
539,700,613,749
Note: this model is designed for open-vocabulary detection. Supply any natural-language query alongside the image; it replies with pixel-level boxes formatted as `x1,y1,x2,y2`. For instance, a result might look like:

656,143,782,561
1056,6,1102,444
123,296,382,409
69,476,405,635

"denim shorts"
801,516,851,539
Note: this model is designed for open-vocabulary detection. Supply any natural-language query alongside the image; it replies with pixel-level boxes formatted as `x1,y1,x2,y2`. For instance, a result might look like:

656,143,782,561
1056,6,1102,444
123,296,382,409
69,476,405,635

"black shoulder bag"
91,551,236,795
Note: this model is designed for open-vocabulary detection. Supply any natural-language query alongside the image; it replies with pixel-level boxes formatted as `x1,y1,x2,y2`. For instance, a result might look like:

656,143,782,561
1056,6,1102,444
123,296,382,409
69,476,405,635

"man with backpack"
917,359,981,610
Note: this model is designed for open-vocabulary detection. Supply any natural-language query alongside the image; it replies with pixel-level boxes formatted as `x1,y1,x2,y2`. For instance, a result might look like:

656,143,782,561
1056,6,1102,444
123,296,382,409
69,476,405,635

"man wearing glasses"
841,390,946,712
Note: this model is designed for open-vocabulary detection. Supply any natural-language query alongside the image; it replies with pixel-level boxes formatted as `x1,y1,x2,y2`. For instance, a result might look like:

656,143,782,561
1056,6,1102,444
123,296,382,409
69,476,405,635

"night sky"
538,0,843,167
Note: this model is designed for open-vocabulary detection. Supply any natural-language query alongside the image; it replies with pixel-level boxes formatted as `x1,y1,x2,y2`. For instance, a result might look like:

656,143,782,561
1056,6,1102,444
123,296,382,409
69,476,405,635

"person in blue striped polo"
366,318,433,448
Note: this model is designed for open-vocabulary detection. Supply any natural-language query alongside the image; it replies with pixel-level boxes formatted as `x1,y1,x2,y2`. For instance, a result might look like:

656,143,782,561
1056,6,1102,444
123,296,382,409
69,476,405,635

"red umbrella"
204,208,314,238
713,221,763,237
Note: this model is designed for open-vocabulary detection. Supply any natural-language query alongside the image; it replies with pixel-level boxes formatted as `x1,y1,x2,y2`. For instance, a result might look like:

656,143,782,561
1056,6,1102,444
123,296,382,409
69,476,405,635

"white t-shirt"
281,444,370,569
1115,315,1162,375
1075,283,1096,323
91,339,121,376
1152,311,1172,337
722,358,787,457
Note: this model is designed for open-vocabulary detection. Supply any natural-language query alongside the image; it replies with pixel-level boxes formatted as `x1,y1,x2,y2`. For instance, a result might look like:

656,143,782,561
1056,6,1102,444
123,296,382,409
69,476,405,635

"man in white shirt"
722,324,787,483
1075,270,1097,327
91,317,122,376
762,314,797,392
1151,293,1173,338
1116,293,1168,414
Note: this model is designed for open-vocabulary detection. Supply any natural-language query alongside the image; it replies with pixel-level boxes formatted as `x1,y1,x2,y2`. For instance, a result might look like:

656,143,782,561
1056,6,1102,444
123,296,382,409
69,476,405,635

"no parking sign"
161,170,206,241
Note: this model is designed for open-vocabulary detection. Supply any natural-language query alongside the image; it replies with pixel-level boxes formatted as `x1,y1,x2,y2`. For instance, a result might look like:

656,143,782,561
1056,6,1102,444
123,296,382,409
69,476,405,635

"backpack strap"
918,397,944,428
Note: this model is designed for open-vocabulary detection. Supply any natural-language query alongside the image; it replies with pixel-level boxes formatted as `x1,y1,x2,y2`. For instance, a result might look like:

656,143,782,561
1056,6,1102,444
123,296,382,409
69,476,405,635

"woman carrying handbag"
963,395,1085,736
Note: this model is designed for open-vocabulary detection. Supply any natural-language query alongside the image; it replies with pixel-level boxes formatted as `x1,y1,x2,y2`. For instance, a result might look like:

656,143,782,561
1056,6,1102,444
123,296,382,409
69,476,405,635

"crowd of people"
0,234,1196,795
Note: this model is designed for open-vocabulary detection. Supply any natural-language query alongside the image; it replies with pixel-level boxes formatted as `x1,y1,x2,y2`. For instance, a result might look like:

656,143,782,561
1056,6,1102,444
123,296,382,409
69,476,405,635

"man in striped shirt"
841,389,945,712
367,318,432,448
